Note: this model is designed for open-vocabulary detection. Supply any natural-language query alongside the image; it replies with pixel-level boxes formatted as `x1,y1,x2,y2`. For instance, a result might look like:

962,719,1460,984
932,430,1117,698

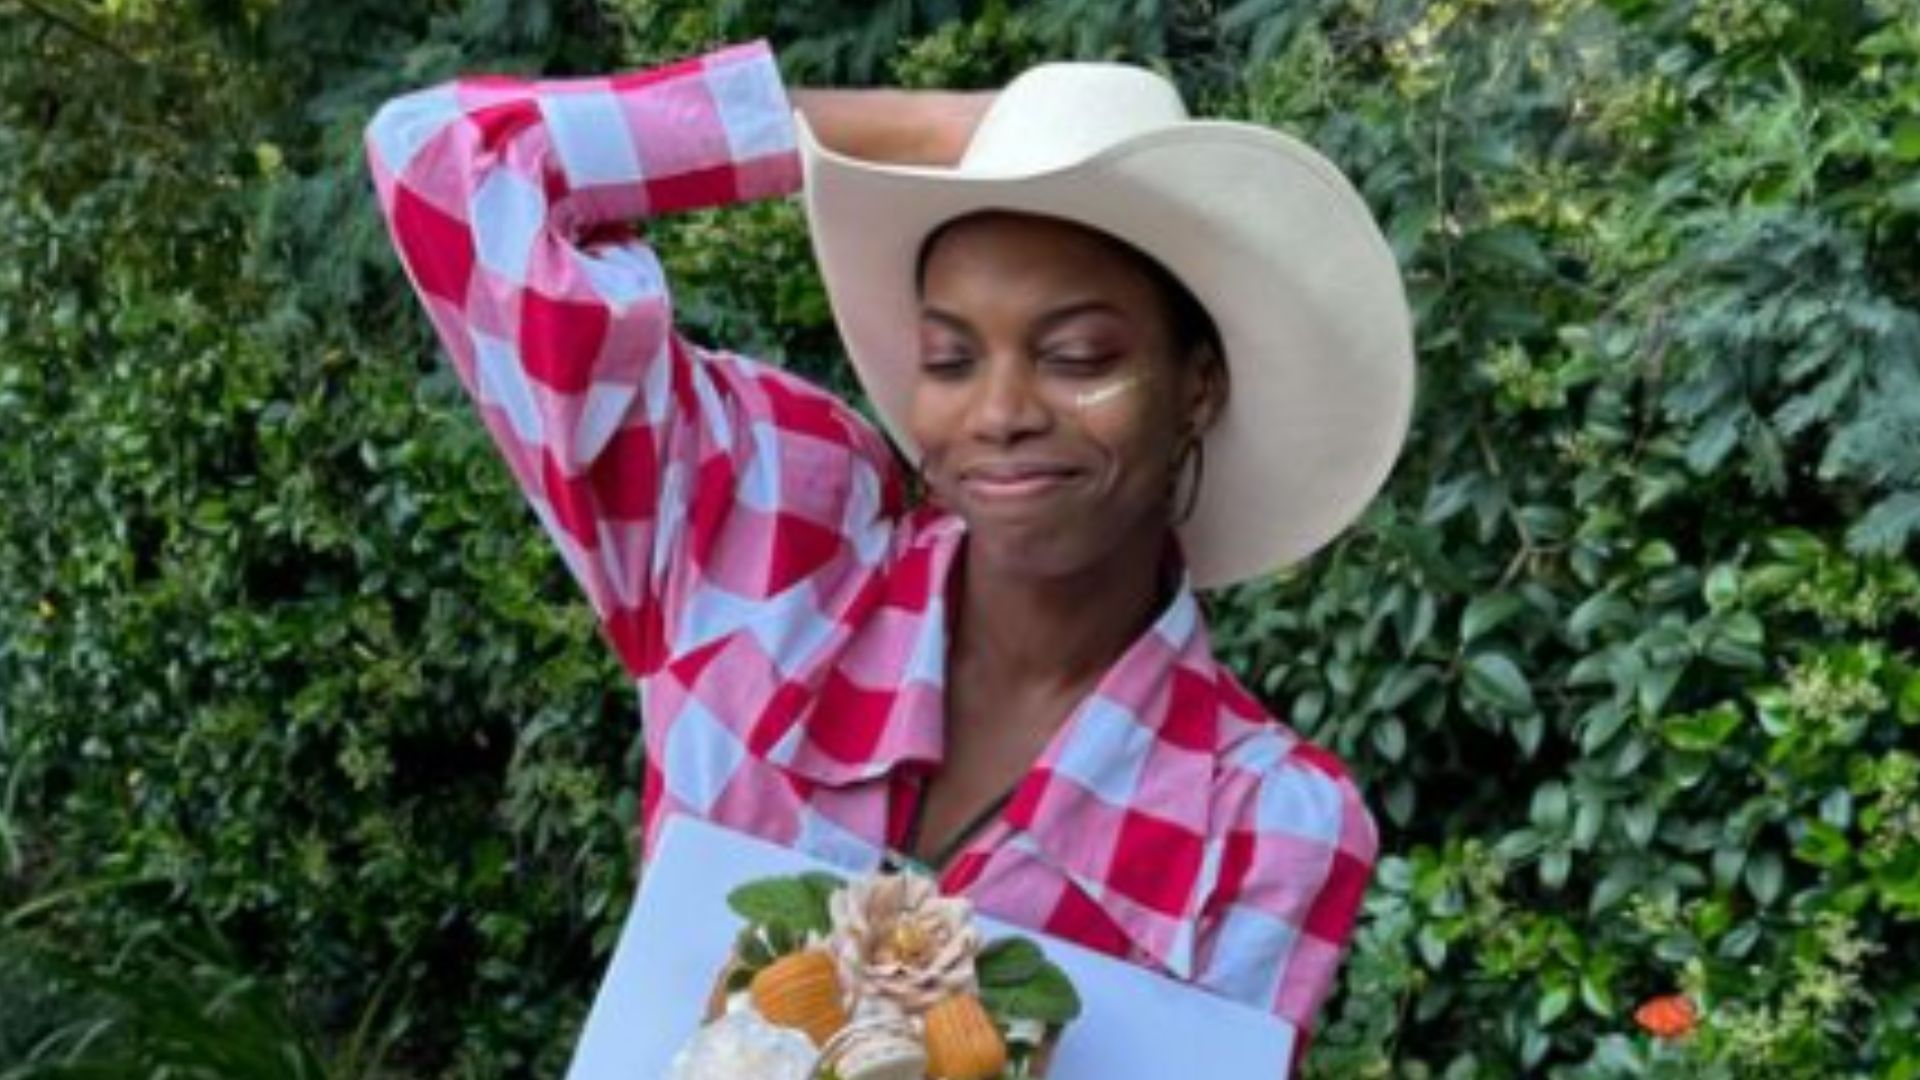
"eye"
919,349,975,379
1039,347,1120,375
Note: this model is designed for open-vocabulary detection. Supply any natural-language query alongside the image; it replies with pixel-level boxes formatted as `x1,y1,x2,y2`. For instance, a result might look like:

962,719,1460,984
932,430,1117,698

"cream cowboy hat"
796,63,1415,589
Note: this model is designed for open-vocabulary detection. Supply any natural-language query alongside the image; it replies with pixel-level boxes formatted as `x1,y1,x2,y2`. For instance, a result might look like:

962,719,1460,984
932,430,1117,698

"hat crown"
961,63,1190,177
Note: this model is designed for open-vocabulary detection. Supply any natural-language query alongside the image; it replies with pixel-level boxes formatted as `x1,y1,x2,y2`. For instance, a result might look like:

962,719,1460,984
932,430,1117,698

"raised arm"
367,43,816,678
366,44,992,679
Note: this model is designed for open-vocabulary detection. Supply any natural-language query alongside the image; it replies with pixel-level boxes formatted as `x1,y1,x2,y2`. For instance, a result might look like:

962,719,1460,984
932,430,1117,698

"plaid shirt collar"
768,514,1220,977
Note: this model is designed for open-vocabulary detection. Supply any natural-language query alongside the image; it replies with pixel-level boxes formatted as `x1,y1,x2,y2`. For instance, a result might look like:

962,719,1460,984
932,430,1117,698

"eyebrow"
918,299,1130,337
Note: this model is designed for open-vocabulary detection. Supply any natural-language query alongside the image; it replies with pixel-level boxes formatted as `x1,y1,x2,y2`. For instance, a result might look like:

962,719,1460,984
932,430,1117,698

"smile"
958,465,1083,500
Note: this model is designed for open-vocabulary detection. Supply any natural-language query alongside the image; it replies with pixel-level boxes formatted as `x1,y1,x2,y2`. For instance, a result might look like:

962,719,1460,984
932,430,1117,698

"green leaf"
726,876,835,936
1537,985,1572,1026
1579,702,1631,753
1495,829,1544,863
1720,921,1763,960
1540,848,1572,890
1891,175,1920,212
977,937,1046,988
1567,651,1614,689
1465,224,1552,275
1704,612,1767,670
1702,564,1740,610
1461,592,1524,643
1794,822,1852,869
1573,794,1605,849
1744,850,1783,906
1370,666,1436,713
1375,856,1416,893
1569,592,1634,639
1399,589,1439,653
766,922,802,956
1415,925,1448,970
1713,845,1747,889
1819,789,1853,829
1371,716,1408,762
1590,864,1641,915
1385,778,1417,827
1847,492,1920,556
800,872,847,909
1636,662,1686,718
1636,541,1677,569
1900,672,1920,725
1621,801,1659,849
1763,530,1824,564
1686,410,1743,475
980,959,1081,1025
1523,1029,1551,1071
1465,652,1536,713
735,927,776,972
1893,118,1920,163
1513,711,1545,758
1531,783,1571,830
1663,703,1742,752
1580,975,1616,1018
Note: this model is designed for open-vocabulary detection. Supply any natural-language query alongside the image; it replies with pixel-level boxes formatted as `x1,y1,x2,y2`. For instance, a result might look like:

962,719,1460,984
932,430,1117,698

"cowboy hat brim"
797,113,1415,589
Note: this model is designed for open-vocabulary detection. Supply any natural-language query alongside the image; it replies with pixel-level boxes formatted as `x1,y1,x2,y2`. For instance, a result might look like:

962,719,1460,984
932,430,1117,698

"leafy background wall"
2,0,1917,1076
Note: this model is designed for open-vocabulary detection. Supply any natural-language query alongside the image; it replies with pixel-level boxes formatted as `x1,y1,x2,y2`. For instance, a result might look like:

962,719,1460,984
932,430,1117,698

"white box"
568,814,1296,1078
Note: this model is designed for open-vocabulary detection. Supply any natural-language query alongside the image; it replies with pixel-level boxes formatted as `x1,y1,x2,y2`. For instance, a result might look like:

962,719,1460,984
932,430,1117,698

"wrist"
793,88,993,167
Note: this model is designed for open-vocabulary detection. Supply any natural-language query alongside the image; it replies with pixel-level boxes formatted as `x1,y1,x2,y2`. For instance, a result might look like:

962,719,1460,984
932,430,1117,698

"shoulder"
1205,668,1378,894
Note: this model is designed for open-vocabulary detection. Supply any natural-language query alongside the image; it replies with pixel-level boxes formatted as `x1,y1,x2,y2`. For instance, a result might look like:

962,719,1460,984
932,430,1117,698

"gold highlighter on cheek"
1071,373,1145,410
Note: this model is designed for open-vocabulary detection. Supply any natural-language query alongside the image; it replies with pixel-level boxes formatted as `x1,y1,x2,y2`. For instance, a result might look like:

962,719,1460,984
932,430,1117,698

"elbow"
363,83,466,179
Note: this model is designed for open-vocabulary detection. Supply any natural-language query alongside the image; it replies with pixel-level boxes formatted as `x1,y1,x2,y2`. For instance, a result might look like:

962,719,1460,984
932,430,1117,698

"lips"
956,461,1084,500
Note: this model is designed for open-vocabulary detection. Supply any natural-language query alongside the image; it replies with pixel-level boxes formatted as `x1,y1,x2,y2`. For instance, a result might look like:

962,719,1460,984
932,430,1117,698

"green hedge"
3,1,1918,1076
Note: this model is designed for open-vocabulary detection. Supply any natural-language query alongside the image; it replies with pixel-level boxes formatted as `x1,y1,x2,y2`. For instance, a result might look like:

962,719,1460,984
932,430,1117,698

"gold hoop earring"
1172,437,1205,526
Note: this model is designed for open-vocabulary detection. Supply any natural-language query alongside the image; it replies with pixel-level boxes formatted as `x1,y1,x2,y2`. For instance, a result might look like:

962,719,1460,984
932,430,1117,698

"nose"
966,353,1052,445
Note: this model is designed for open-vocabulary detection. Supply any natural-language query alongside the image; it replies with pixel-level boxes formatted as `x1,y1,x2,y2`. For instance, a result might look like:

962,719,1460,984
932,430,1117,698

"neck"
952,525,1174,694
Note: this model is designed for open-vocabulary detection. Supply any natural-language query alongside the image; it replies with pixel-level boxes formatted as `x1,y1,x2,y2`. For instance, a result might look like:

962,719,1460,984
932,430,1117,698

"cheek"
1076,392,1180,476
905,384,963,465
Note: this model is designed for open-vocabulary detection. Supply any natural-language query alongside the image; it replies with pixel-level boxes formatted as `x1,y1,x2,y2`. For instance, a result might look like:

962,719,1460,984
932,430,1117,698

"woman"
365,39,1412,1057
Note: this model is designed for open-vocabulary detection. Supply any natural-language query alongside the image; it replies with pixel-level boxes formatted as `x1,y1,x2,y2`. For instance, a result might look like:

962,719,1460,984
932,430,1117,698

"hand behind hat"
791,88,993,167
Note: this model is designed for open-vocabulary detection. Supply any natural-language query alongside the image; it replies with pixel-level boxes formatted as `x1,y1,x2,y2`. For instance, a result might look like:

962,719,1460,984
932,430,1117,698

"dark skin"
795,91,1228,864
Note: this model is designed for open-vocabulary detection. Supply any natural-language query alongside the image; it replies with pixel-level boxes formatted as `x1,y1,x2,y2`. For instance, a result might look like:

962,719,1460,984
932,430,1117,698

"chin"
961,519,1115,583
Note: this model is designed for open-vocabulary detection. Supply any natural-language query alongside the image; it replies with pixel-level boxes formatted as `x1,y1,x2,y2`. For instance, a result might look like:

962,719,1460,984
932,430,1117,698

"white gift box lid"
568,814,1296,1079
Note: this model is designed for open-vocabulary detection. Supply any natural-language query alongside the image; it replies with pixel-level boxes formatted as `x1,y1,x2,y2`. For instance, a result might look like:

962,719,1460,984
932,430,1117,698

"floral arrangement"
667,871,1081,1080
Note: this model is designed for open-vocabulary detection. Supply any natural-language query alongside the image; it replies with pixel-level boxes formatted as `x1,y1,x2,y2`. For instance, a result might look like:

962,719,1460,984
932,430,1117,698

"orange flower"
1634,994,1698,1040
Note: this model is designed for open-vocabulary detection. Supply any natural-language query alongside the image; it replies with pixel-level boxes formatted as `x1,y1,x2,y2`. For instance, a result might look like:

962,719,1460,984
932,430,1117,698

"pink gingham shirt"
365,41,1376,1048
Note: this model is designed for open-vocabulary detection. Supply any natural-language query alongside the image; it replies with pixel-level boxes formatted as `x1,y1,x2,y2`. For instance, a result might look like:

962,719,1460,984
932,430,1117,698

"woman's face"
909,213,1222,582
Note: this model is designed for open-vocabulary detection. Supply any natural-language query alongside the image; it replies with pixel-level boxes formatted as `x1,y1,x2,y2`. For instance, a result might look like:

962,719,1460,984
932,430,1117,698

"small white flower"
665,1008,818,1080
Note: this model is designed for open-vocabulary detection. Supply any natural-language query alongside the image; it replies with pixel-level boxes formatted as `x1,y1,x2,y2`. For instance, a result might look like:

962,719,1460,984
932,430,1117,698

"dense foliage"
3,0,1918,1076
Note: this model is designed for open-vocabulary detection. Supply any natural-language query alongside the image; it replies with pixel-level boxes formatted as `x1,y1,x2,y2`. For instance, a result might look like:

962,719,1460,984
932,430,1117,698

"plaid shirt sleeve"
1198,742,1379,1054
365,43,897,676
